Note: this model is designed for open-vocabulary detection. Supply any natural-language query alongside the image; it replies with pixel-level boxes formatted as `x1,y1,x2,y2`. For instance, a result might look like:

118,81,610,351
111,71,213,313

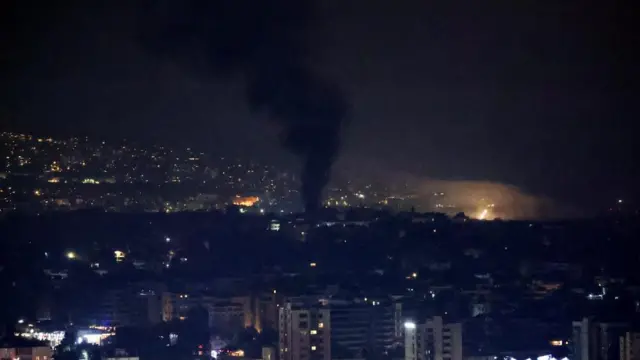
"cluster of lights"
19,330,65,348
212,349,244,358
76,333,110,346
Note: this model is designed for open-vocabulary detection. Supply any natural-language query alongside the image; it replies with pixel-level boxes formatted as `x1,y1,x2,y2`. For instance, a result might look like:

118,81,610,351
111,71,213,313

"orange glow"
233,196,259,207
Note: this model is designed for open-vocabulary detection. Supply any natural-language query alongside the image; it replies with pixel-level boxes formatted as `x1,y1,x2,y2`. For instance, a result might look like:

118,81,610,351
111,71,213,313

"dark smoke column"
140,0,347,212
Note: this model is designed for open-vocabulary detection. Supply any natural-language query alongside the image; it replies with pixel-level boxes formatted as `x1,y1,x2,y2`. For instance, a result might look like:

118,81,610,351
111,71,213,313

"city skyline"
2,0,637,214
3,2,640,360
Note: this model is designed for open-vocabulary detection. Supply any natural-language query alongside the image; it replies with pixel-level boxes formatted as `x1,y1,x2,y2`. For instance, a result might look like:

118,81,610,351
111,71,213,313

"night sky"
1,0,637,213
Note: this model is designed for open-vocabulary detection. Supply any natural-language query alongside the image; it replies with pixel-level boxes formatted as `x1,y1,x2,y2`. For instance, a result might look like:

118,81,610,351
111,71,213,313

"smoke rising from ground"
409,179,581,220
334,157,581,220
139,0,347,212
410,179,544,219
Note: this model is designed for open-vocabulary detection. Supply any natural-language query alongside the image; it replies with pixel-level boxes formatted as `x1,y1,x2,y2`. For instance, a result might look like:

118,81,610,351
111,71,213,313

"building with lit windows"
404,316,462,360
278,300,395,360
279,303,331,360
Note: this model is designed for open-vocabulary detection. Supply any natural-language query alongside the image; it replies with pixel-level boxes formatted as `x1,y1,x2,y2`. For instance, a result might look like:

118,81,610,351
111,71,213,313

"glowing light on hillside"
233,196,259,207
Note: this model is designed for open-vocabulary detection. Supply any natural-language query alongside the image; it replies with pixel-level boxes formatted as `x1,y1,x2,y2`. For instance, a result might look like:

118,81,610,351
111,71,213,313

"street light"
404,321,416,329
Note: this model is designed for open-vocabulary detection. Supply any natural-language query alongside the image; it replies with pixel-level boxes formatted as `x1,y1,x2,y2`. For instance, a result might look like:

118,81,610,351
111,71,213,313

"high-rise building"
572,317,628,360
278,300,395,360
404,316,462,360
330,302,395,356
278,303,331,360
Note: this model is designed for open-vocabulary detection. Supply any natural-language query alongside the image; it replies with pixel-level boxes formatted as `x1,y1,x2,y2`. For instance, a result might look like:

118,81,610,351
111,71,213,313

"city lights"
0,129,636,360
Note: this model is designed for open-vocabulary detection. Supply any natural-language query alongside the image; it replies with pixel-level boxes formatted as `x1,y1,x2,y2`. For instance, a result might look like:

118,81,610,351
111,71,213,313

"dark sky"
1,0,638,211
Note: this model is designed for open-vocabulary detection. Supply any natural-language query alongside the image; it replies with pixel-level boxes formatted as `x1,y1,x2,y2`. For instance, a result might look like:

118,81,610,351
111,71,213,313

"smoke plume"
139,0,347,212
334,157,584,220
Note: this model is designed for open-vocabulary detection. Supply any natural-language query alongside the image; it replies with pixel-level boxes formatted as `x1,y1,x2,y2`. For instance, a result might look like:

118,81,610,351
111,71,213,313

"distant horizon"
1,130,627,220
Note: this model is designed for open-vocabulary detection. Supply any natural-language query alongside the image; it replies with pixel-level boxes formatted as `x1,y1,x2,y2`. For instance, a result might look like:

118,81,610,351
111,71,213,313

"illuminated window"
310,330,317,335
311,346,317,351
318,322,324,328
114,250,125,262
